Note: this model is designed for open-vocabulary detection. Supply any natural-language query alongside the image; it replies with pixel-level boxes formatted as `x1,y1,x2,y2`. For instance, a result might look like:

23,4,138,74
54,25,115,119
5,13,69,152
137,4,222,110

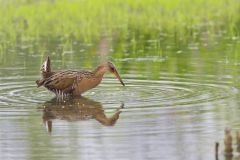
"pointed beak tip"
118,77,125,86
112,69,125,86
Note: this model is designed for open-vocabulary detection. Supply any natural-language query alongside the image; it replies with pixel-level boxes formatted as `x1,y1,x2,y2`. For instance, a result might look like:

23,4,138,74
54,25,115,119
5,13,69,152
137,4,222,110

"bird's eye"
111,66,115,72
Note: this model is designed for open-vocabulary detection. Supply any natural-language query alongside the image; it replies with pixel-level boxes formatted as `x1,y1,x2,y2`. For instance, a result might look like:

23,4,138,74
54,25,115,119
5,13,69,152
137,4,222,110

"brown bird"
36,57,125,97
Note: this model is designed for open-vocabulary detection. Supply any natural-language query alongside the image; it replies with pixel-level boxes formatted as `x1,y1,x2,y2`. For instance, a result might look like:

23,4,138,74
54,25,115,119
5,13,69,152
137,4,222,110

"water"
0,37,240,160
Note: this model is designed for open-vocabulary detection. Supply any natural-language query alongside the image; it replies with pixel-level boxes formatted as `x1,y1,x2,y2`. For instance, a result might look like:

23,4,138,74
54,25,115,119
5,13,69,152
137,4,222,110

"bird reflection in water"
41,96,124,133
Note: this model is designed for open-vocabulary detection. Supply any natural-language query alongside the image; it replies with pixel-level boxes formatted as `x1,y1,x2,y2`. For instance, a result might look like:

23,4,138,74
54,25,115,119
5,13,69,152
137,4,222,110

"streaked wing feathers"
44,70,82,91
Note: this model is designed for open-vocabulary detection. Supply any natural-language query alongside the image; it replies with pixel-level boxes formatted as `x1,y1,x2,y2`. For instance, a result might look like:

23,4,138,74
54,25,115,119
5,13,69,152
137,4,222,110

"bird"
36,56,125,97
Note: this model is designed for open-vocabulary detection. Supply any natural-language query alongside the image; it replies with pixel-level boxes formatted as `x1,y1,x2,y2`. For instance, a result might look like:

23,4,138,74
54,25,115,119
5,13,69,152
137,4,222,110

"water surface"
0,36,240,160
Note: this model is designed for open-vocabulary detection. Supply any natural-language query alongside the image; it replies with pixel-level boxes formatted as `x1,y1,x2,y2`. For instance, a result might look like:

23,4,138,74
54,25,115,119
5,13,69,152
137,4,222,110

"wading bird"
36,57,125,97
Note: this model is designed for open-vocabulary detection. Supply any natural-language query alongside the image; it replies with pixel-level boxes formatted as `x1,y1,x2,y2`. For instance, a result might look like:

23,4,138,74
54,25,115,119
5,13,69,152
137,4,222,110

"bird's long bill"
113,69,125,86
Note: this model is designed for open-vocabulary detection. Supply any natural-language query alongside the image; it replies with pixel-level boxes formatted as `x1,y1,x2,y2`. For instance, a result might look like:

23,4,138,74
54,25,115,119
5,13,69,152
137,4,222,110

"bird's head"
95,61,125,86
106,61,125,86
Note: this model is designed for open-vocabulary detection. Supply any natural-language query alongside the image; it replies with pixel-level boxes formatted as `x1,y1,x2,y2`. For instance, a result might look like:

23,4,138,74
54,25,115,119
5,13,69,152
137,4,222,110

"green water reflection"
0,37,239,160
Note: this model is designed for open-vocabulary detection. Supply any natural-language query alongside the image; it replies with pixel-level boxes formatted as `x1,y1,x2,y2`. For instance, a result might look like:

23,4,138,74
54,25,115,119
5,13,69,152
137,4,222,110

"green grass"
0,0,239,39
0,0,239,57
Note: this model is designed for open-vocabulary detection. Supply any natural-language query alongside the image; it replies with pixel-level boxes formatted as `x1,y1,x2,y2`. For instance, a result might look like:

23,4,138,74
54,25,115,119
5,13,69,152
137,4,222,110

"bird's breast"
74,77,102,95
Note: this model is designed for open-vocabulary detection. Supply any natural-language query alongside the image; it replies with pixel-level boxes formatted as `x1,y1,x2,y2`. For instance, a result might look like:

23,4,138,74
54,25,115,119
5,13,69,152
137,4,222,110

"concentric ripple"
0,74,237,109
0,76,51,107
0,73,239,160
89,74,238,110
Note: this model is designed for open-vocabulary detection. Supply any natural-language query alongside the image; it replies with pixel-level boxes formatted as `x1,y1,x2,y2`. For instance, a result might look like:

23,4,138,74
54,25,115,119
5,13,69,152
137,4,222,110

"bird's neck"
93,65,108,77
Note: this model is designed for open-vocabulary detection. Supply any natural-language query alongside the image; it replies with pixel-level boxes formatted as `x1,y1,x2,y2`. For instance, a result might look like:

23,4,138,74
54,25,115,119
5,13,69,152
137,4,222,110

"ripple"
0,73,237,160
91,74,237,110
0,76,51,106
0,74,237,110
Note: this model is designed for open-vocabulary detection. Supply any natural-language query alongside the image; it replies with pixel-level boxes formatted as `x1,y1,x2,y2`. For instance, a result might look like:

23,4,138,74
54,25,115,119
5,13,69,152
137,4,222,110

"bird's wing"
43,70,83,91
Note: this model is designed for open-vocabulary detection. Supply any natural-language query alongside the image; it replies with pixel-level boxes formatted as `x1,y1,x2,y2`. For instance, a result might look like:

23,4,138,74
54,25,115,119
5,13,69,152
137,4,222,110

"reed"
0,0,238,43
